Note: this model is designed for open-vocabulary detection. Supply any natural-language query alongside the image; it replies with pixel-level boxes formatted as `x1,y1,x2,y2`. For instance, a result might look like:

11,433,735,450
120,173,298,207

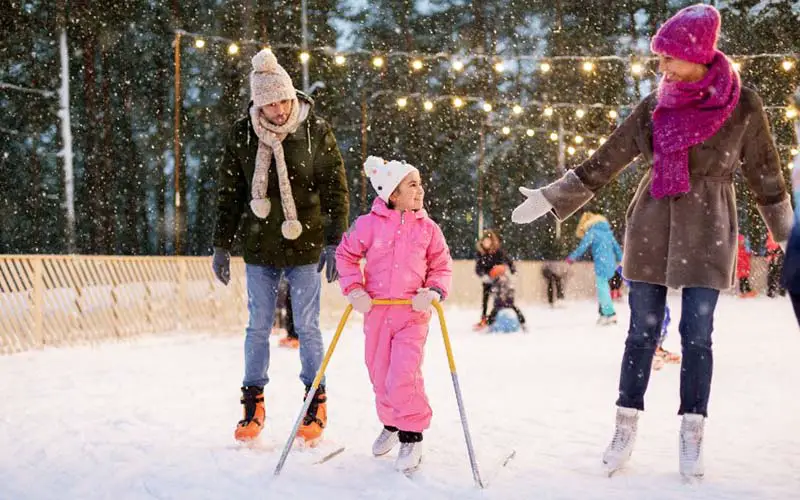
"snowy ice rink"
2,295,799,500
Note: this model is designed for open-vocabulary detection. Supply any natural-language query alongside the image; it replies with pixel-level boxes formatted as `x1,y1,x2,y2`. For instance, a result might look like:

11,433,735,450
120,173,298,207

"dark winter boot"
234,386,265,442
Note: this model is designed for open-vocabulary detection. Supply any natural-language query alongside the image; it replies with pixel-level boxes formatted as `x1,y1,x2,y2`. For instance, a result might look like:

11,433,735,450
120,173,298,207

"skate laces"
680,419,704,459
398,442,414,458
610,414,636,450
239,390,264,426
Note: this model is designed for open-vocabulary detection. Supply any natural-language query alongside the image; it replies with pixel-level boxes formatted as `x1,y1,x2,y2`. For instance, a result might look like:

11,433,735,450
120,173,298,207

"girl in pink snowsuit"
336,156,452,473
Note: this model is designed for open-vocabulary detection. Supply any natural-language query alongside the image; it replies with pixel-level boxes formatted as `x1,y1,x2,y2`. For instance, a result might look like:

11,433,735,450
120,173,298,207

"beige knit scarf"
249,99,310,240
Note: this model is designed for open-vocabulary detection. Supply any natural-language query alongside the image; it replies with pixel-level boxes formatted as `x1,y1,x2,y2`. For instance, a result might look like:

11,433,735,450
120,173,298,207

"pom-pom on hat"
364,155,419,203
650,4,721,65
250,49,297,108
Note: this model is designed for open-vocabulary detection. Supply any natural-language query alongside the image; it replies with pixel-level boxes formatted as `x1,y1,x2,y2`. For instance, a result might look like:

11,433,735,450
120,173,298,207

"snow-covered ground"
2,295,799,500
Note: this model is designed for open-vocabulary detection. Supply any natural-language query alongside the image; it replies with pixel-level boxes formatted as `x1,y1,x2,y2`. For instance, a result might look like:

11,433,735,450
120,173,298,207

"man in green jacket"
211,49,349,445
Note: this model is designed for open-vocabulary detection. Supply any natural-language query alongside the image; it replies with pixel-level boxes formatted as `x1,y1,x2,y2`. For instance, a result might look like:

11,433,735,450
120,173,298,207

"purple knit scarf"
651,50,741,199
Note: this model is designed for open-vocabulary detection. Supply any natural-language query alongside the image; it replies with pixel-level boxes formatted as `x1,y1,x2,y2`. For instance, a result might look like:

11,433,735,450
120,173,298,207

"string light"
588,149,596,156
575,109,586,119
582,61,595,72
452,60,464,71
494,61,505,73
502,126,511,135
483,103,493,112
567,146,577,155
630,63,644,76
732,61,742,72
423,100,434,111
194,39,206,49
543,107,554,117
791,148,799,156
786,107,798,119
782,59,795,71
540,62,551,73
512,104,523,115
372,56,385,68
299,51,310,63
550,132,558,141
396,97,408,109
411,59,424,71
574,135,584,144
526,129,535,137
608,109,618,119
227,43,239,55
599,137,607,145
453,97,464,108
334,54,346,65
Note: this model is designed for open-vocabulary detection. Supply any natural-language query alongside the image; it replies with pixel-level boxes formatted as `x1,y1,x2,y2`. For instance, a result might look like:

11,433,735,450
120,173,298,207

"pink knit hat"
650,4,721,65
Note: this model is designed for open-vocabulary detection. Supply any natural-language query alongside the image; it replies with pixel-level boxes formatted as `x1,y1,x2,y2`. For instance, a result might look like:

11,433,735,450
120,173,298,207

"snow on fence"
0,255,770,355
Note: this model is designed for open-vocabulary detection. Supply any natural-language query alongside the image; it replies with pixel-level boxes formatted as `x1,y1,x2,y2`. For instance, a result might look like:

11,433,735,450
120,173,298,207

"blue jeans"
616,281,719,417
243,264,324,388
595,274,615,316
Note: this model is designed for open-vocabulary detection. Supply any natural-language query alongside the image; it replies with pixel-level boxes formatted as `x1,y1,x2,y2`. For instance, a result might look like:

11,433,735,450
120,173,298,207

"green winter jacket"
213,93,349,268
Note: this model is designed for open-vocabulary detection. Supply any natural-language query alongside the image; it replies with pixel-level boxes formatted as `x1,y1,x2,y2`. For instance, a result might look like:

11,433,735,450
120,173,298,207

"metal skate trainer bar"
273,299,486,488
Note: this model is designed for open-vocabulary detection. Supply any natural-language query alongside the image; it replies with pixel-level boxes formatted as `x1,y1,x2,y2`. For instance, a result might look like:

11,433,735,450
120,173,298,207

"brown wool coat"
541,87,793,290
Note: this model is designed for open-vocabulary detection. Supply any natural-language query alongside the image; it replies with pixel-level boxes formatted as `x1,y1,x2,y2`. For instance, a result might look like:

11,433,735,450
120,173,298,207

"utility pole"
556,116,566,240
57,0,75,253
301,0,310,92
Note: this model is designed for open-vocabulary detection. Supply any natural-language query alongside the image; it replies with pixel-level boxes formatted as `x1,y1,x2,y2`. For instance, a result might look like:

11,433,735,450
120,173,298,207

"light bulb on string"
299,52,310,63
228,43,239,55
791,148,799,156
453,97,465,108
482,103,493,113
608,109,618,119
588,149,596,156
630,62,644,76
526,129,535,137
452,60,464,72
540,62,551,73
194,39,206,49
396,97,408,109
732,61,742,72
423,100,434,111
372,56,385,68
574,135,584,144
786,107,798,119
549,132,558,142
582,61,595,72
567,146,577,155
334,54,346,65
598,137,607,145
543,107,554,117
502,126,511,135
494,61,505,73
411,59,424,71
575,109,586,119
782,59,795,71
512,104,523,115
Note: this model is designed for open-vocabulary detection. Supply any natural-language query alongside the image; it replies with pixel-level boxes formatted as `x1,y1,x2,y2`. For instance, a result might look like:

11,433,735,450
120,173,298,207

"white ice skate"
597,314,618,326
395,441,423,473
372,427,399,457
679,414,705,479
602,407,639,475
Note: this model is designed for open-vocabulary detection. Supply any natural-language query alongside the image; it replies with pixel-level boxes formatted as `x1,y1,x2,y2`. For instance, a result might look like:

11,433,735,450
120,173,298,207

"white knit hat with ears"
250,49,296,107
364,155,419,203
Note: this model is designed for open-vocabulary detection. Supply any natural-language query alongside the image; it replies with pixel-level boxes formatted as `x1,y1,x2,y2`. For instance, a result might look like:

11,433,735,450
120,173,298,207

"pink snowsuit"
336,198,452,432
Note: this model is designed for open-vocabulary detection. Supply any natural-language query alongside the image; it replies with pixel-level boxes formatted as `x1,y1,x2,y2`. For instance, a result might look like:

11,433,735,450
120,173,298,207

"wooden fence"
0,255,770,355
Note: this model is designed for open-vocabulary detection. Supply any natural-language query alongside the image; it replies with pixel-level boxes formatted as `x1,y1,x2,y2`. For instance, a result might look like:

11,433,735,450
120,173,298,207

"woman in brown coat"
511,4,793,478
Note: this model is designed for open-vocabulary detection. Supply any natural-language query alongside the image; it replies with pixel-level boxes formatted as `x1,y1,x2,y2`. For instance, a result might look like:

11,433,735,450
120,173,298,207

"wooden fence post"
32,257,44,347
178,259,188,328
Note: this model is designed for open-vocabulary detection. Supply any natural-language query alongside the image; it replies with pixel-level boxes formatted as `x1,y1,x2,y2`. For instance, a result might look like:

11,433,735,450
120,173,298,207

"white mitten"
412,288,441,312
511,187,554,224
347,288,373,314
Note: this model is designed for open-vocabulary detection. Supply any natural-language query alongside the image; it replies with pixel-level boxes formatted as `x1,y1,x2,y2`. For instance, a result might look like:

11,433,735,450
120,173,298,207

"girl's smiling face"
390,170,424,211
